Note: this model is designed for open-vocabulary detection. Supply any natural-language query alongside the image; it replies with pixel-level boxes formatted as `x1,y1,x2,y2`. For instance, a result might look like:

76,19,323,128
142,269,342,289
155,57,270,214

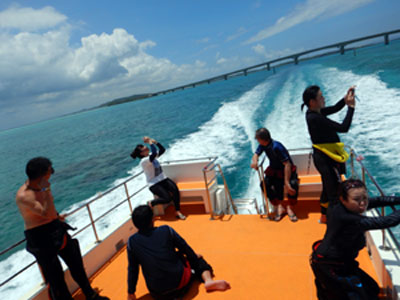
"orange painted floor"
74,201,380,300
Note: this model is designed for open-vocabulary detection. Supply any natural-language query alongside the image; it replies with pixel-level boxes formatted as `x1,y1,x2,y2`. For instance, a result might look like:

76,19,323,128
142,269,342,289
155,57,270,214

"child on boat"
250,128,299,222
302,85,355,224
127,205,231,300
131,137,186,220
310,179,400,299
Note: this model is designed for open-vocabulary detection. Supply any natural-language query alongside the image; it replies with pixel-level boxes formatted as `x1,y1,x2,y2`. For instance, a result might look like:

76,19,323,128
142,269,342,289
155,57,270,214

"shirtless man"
16,157,109,300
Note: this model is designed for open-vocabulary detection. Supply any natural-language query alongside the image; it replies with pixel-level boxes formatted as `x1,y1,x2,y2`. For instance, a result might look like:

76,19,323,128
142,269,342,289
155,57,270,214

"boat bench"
152,180,212,216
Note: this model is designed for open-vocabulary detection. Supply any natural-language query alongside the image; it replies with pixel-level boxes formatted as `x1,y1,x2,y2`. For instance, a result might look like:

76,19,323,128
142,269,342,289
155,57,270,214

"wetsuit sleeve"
255,145,262,155
274,143,290,163
320,99,346,116
149,144,158,162
367,196,400,209
127,241,140,294
314,106,354,133
358,210,400,230
169,226,197,261
156,143,166,157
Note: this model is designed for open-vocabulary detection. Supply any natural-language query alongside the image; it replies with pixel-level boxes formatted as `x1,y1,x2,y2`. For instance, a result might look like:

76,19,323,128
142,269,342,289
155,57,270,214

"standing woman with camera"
130,137,186,220
302,85,356,224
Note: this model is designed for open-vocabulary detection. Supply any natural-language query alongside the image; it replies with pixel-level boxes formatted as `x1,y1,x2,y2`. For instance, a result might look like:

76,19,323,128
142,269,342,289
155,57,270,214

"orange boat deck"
73,197,380,300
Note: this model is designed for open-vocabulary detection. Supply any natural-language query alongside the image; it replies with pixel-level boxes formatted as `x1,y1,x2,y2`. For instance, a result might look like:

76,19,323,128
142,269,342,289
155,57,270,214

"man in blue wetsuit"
251,128,299,222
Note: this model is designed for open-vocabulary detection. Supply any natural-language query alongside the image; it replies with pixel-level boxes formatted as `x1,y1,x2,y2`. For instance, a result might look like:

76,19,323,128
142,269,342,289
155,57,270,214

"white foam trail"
0,79,273,299
161,79,275,168
244,70,310,207
316,67,400,194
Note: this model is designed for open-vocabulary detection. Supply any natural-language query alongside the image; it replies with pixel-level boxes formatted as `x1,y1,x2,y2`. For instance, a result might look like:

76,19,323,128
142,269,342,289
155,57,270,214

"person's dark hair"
26,157,53,180
255,128,271,142
302,85,320,111
130,144,144,159
131,205,153,230
339,179,366,201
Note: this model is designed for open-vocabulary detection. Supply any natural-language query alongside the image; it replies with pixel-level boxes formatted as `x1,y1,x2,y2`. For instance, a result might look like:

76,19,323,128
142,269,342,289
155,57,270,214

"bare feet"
204,280,231,293
176,211,186,220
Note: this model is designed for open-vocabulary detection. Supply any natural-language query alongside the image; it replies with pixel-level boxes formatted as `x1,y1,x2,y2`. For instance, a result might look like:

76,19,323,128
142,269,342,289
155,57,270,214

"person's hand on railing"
250,162,258,170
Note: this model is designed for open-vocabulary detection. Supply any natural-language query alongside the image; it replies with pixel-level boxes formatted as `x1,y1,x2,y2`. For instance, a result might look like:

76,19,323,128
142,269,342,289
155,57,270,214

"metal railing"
349,148,400,252
0,169,146,288
0,157,216,290
203,159,238,219
257,155,270,218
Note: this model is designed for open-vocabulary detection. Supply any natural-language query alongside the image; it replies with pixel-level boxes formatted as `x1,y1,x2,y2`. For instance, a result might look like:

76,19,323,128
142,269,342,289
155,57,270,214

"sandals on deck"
274,211,298,222
288,213,298,222
274,212,286,222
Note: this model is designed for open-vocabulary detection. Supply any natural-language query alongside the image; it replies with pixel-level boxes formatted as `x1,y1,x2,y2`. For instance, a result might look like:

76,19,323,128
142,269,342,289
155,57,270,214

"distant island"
98,93,156,108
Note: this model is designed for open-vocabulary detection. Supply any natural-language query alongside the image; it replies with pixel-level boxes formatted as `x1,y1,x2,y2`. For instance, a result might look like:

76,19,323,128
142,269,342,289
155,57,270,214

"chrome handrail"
0,156,214,289
349,148,400,251
257,155,270,218
203,160,237,218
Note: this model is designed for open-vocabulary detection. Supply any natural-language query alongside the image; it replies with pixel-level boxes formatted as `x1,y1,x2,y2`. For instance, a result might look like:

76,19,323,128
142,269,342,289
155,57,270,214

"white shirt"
141,157,166,187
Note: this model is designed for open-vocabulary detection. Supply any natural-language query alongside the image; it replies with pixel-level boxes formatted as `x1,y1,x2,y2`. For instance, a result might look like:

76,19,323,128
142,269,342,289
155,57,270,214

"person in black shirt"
127,205,231,300
310,179,400,299
302,85,356,223
251,128,299,222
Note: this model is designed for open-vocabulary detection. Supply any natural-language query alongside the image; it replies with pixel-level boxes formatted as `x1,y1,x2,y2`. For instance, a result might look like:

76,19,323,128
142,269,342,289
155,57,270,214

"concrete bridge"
151,29,400,97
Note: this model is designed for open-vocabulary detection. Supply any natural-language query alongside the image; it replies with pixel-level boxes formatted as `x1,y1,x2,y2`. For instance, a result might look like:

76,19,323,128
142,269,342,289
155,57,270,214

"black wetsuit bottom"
312,149,344,215
151,256,213,300
260,167,299,206
310,247,379,300
25,221,96,300
150,178,181,211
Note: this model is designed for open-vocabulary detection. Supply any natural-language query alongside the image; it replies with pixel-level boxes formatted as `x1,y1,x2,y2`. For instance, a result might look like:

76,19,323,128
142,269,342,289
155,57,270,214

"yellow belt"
313,142,349,163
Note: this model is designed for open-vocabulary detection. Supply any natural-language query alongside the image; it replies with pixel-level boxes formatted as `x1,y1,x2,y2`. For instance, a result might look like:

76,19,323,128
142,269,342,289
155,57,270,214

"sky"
0,0,399,130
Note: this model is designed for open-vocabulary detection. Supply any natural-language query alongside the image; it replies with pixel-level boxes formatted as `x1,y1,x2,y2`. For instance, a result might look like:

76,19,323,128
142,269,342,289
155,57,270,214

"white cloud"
0,5,263,130
0,5,67,31
217,57,227,64
226,27,247,42
245,0,375,44
252,44,303,60
196,37,210,44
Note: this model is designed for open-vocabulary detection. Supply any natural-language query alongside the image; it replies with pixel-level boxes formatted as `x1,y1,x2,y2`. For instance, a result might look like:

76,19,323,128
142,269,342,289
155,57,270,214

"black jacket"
127,225,197,294
316,196,400,262
306,99,354,144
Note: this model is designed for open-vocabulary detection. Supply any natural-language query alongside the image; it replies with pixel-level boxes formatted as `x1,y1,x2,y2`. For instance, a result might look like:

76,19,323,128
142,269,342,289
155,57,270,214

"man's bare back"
16,182,58,230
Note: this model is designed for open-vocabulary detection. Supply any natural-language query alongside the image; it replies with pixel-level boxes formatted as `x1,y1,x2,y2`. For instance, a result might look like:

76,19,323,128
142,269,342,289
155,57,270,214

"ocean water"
1,40,400,298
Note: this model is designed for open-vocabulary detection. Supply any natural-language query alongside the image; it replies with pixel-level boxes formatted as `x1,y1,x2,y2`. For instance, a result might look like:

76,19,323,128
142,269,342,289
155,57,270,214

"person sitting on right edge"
310,179,400,300
127,205,231,300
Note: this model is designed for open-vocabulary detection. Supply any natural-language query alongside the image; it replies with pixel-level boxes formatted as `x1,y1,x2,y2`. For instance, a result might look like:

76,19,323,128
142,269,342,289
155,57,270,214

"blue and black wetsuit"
311,196,400,299
256,140,298,206
306,99,354,214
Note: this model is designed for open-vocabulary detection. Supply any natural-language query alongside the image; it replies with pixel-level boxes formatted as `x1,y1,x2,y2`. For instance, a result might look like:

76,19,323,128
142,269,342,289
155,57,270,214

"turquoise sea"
1,40,400,298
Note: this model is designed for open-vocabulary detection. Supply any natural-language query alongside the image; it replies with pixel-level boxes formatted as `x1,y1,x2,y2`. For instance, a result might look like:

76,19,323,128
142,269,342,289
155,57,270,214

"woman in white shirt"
131,137,186,220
